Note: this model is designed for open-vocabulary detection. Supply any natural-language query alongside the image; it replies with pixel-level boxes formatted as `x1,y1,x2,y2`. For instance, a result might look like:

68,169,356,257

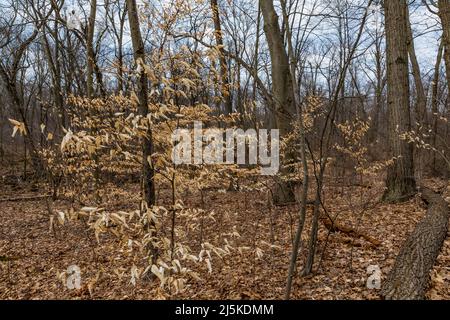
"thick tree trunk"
381,187,449,300
260,0,297,204
259,0,296,135
383,0,416,202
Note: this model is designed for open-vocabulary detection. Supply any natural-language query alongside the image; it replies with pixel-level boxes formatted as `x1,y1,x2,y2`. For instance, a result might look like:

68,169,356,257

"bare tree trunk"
86,0,97,98
259,0,296,135
260,0,297,204
370,31,385,142
406,7,427,124
438,0,450,98
93,54,106,98
406,6,427,182
126,0,157,268
431,42,444,172
382,0,416,203
210,0,233,115
279,0,309,300
41,25,65,130
126,0,156,207
117,7,126,93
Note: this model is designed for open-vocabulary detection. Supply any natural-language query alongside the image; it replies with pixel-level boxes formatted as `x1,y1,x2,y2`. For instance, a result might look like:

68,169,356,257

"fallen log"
381,187,449,300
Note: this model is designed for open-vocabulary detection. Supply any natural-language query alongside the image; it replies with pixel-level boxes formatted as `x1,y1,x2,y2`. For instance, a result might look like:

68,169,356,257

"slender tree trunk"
383,0,416,202
117,9,126,93
93,54,106,97
279,0,309,300
126,0,156,207
370,32,385,142
65,30,75,96
127,0,157,268
210,0,233,115
42,26,65,130
438,0,450,98
406,7,427,181
86,0,97,98
431,42,444,172
54,19,65,128
406,8,427,124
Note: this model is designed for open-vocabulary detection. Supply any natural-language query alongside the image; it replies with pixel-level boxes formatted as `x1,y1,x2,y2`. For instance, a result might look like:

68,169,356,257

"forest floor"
0,168,449,300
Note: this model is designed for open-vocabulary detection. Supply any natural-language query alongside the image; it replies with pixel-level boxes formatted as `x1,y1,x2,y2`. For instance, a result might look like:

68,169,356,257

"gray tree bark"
382,0,416,202
381,188,449,300
438,0,450,98
260,0,297,204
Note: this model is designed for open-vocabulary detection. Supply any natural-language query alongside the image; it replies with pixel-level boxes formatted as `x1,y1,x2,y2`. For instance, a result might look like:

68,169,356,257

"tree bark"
126,0,158,269
210,0,233,115
126,0,156,208
438,0,450,99
86,0,97,98
406,7,427,124
381,187,449,300
431,42,444,172
260,0,297,204
369,30,385,143
382,0,416,202
259,0,296,136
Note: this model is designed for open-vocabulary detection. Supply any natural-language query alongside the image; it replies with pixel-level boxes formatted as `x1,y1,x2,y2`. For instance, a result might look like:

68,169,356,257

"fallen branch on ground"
320,214,382,247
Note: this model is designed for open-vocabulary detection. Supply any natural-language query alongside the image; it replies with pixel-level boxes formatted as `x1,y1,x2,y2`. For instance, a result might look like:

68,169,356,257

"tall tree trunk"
382,0,416,202
438,0,450,98
210,0,233,115
370,31,385,143
406,8,427,124
86,0,97,98
431,42,444,172
42,25,65,130
126,0,156,208
260,0,297,204
127,0,157,268
54,19,65,128
279,0,309,300
117,8,126,93
259,0,296,136
406,7,427,181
